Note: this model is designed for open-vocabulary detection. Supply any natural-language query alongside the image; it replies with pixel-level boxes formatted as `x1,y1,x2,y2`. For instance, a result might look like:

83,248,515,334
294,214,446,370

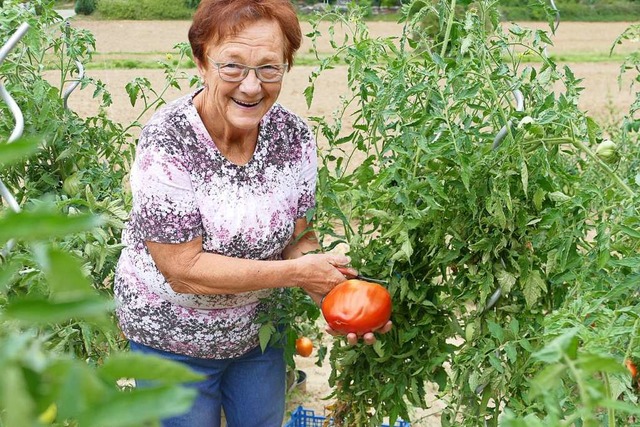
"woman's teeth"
233,98,260,107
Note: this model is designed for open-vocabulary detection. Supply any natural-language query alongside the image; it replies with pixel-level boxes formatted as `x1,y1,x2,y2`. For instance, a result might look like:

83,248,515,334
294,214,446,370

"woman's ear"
194,57,207,81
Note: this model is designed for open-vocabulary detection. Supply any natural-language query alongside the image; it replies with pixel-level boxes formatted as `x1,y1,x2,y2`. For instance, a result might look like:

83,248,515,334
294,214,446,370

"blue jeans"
129,341,286,427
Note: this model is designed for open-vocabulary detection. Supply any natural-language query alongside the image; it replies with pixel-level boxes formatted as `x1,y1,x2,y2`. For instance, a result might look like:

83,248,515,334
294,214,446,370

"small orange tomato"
625,359,638,378
295,337,313,357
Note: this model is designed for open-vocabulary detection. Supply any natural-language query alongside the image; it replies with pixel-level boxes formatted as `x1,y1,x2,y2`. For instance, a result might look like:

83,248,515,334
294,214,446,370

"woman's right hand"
294,253,357,302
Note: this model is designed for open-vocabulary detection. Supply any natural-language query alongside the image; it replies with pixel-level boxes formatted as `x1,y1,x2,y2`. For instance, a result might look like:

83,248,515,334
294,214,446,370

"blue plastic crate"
284,406,410,427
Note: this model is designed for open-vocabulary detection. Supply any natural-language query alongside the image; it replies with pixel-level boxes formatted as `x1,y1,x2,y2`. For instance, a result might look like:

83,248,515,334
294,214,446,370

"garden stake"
0,22,30,259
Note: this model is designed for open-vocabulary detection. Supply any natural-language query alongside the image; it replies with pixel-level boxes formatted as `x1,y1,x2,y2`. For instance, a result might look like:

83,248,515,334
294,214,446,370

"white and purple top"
114,89,317,359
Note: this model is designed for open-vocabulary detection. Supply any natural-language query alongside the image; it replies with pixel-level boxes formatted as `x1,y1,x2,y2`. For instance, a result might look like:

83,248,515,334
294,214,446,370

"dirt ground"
59,18,638,427
65,19,639,132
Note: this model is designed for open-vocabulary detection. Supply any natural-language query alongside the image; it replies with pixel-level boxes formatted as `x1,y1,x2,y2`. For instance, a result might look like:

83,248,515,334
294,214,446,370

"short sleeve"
297,122,317,219
130,124,202,243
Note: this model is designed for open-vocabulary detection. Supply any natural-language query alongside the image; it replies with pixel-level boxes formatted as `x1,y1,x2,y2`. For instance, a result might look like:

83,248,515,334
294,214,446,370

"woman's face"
198,19,286,134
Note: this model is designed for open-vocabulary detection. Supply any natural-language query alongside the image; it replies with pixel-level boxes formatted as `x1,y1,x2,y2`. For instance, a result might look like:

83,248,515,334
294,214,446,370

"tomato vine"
307,1,640,425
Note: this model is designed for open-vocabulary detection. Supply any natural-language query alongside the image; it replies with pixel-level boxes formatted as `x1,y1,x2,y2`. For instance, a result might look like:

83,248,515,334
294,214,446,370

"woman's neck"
194,89,258,166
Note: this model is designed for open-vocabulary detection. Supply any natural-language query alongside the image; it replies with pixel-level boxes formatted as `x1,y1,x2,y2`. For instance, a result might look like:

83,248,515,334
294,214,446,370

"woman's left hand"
325,321,393,346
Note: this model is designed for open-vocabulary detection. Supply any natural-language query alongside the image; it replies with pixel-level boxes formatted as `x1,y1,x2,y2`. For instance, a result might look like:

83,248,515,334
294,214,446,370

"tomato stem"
440,0,457,58
571,138,635,198
603,373,616,427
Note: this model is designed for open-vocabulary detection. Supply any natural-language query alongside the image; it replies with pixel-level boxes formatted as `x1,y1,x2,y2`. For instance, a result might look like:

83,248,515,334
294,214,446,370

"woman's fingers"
324,321,393,346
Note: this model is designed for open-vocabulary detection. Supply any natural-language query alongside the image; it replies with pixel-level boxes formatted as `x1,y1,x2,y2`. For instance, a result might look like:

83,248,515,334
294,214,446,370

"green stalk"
623,318,639,363
563,354,598,427
440,0,457,58
571,138,635,198
603,373,616,427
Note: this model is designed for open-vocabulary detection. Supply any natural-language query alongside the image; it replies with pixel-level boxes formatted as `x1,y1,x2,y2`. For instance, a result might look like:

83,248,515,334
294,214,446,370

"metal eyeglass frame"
206,56,288,83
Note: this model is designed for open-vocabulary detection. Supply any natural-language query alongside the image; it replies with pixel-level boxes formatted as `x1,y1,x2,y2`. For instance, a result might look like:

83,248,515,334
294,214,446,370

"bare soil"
58,18,639,427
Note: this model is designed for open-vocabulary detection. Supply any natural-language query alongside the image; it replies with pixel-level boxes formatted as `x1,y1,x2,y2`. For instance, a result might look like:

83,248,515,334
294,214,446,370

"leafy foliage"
1,1,202,425
305,1,640,425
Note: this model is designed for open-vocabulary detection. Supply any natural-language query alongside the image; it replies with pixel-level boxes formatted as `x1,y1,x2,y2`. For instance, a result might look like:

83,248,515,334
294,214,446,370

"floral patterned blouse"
114,89,317,359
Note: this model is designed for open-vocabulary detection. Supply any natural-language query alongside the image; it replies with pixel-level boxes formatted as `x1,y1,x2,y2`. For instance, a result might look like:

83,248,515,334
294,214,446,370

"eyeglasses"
207,56,288,83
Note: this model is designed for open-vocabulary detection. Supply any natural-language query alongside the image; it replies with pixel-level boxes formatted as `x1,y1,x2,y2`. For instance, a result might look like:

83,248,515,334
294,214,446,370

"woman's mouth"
232,98,261,108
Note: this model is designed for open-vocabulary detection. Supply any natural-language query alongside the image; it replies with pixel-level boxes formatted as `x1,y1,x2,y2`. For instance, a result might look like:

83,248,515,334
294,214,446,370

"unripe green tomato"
595,139,618,164
465,322,475,342
62,173,81,196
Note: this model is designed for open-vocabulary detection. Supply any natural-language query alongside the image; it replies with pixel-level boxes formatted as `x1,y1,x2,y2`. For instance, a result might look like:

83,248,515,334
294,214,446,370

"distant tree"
75,0,96,15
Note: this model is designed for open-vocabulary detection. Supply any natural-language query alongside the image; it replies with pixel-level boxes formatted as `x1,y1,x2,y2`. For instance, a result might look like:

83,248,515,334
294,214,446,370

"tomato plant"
0,1,203,425
305,1,640,426
321,279,392,335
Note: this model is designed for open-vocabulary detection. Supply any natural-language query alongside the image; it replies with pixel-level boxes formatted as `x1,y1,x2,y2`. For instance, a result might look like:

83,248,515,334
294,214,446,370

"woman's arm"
146,218,351,298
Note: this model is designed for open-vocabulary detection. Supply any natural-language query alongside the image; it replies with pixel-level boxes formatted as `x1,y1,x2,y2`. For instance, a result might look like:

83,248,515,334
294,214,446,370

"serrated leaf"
530,363,565,398
373,340,384,358
258,322,275,352
0,136,42,168
548,191,571,203
0,211,104,243
577,353,627,375
3,296,113,323
533,188,545,211
486,320,504,343
0,259,21,295
533,328,579,363
40,248,94,301
496,268,517,295
523,270,546,308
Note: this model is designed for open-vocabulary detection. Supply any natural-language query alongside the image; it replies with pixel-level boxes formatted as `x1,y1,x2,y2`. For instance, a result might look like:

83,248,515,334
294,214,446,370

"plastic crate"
284,406,410,427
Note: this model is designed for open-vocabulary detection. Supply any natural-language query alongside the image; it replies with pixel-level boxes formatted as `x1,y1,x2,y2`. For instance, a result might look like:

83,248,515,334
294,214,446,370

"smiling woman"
112,0,389,426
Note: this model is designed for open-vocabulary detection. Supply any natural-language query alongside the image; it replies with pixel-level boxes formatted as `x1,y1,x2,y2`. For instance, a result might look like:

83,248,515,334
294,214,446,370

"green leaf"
533,188,545,211
532,328,579,363
610,256,640,268
577,353,627,375
530,363,565,398
373,340,385,358
0,210,104,243
0,364,34,427
3,296,113,323
600,399,640,416
523,270,546,308
615,224,640,239
548,191,571,203
486,320,504,343
0,259,21,296
80,386,198,427
0,136,42,168
99,352,205,384
39,248,95,301
258,322,276,352
496,268,517,295
50,359,110,420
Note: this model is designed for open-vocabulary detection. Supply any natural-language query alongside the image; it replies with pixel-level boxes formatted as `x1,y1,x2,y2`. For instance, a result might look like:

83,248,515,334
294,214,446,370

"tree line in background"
72,0,640,21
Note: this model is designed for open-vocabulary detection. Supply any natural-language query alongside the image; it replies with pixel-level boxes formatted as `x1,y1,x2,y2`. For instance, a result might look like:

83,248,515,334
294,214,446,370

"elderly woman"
114,0,391,426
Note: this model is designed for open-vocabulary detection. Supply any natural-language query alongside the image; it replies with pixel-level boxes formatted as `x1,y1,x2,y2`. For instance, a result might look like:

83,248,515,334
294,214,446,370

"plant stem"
623,318,639,363
440,0,457,58
563,354,597,427
571,138,635,198
603,373,616,427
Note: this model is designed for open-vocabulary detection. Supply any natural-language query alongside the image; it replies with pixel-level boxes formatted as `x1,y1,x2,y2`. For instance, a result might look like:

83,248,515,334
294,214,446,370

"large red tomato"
321,279,392,335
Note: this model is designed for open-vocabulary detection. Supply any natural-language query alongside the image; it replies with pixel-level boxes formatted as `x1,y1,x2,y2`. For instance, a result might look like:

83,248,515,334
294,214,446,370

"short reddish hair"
188,0,302,68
